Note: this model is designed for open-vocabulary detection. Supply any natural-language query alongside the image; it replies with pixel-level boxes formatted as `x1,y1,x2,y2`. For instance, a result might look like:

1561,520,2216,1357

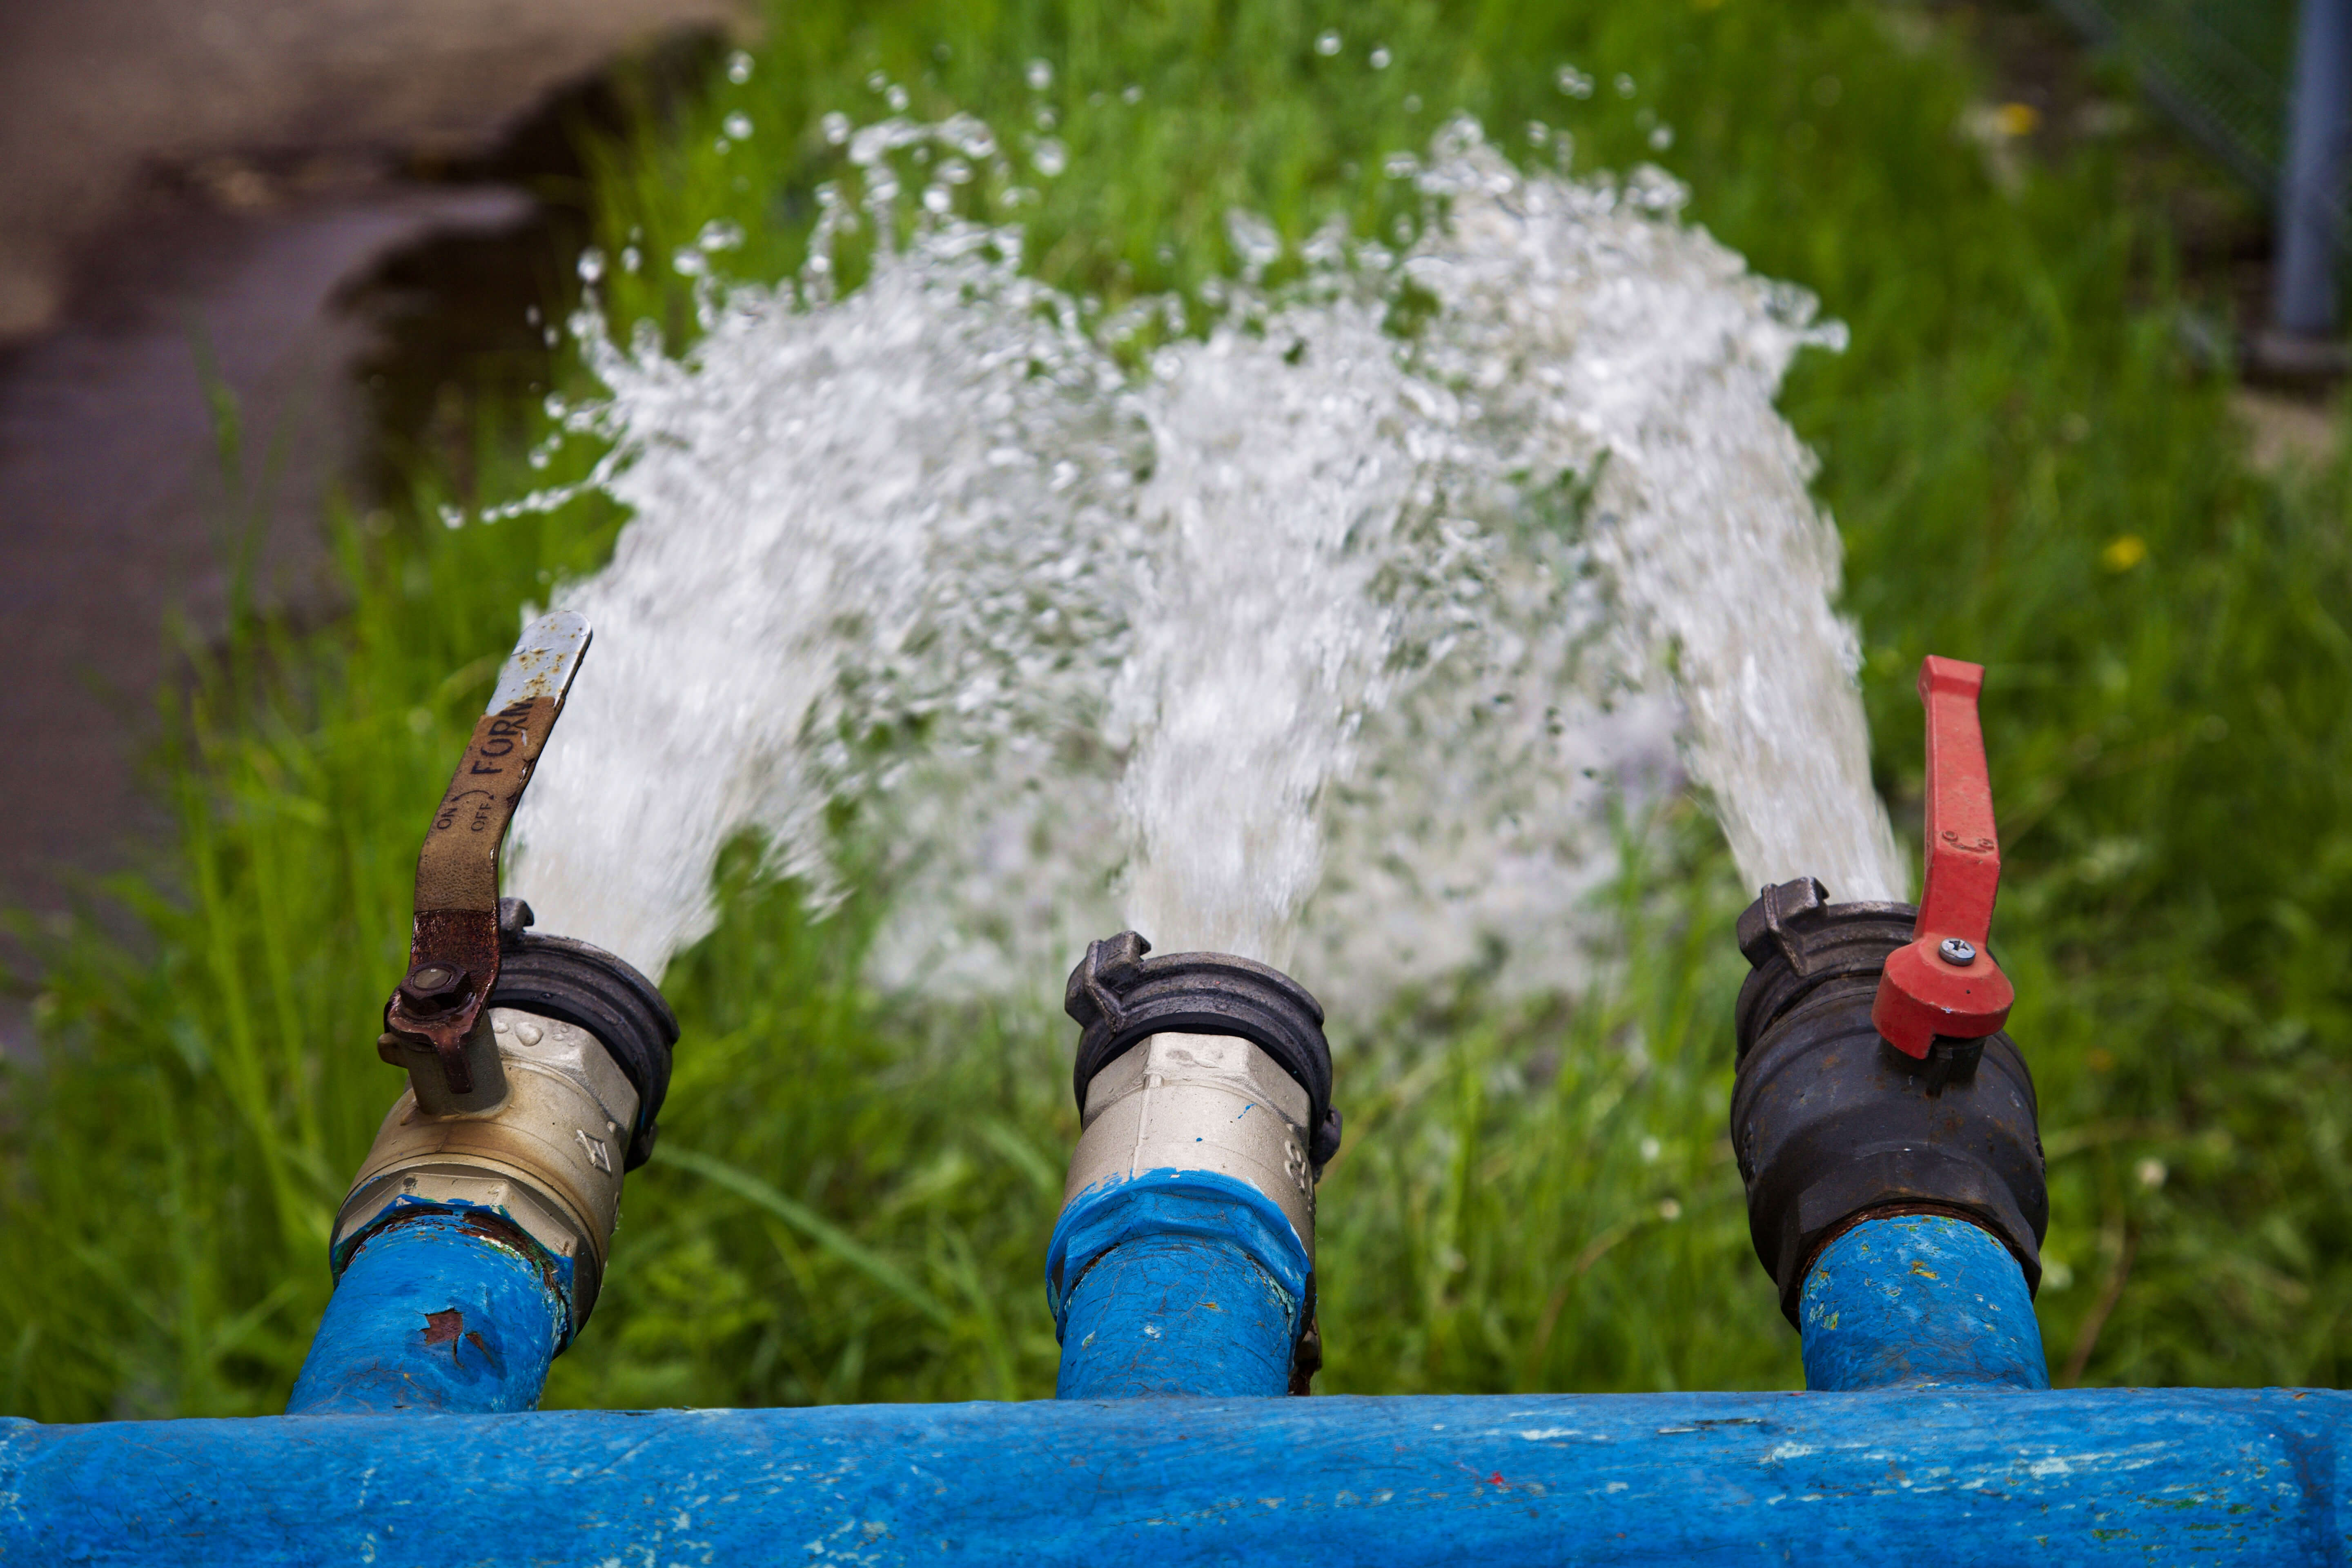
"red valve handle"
1870,655,2016,1058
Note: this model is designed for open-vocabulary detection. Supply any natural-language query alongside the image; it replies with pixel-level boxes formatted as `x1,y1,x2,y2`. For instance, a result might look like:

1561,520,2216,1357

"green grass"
4,0,2351,1421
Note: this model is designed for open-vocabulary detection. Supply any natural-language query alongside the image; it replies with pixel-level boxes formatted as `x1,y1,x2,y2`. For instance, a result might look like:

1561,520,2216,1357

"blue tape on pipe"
285,1212,566,1415
1801,1212,2051,1392
4,1389,2344,1564
1046,1167,1311,1329
1046,1168,1311,1399
328,1193,577,1322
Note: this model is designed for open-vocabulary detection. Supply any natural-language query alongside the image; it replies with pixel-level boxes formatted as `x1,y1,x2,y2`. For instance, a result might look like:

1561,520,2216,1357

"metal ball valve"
290,612,678,1414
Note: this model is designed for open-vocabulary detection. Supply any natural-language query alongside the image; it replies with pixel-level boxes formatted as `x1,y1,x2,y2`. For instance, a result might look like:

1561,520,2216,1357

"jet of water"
502,112,1904,1013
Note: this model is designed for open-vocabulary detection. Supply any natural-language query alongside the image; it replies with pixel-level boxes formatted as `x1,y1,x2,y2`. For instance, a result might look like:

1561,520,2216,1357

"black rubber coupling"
1064,931,1343,1172
494,898,679,1170
1730,876,2047,1326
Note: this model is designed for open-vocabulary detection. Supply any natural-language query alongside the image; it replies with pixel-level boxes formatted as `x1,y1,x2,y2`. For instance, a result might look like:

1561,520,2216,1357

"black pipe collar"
1730,877,2046,1326
1064,931,1342,1171
494,898,678,1170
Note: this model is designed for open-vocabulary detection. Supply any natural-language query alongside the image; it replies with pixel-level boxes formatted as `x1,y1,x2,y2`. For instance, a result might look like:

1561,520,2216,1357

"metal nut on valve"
1067,1031,1321,1245
397,961,468,1013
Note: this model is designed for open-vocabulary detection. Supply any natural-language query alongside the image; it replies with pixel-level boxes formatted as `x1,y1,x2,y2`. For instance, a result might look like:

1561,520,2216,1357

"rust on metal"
380,612,590,1096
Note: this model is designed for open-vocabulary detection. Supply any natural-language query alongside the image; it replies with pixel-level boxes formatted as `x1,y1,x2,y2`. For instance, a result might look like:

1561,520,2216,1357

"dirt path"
0,0,744,1017
0,0,743,341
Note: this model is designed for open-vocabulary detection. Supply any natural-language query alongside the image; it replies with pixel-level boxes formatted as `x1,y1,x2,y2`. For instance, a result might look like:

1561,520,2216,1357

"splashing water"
505,114,1904,1012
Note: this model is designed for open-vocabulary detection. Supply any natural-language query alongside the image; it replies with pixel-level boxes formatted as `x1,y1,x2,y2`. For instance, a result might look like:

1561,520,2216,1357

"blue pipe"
1800,1213,2049,1392
285,1212,565,1415
6,1388,2344,1563
1047,1169,1309,1398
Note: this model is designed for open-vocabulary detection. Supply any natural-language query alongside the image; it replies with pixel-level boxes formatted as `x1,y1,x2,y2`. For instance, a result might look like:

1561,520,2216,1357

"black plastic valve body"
1731,877,2046,1325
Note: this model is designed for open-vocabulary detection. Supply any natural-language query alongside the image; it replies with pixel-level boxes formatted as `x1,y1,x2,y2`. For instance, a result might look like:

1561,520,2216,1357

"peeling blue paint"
327,1194,577,1332
285,1213,564,1415
1047,1168,1308,1398
1801,1214,2050,1392
4,1389,2343,1564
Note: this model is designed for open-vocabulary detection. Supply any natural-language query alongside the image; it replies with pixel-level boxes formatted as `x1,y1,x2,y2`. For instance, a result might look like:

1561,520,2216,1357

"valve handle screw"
399,962,467,1012
1937,937,1977,966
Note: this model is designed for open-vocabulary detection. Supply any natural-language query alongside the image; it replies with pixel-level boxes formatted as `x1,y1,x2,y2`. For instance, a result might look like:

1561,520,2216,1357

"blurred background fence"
2047,0,2298,195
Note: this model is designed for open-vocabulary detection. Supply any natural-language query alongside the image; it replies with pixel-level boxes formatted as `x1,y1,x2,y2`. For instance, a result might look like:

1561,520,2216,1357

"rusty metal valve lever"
377,611,590,1100
1870,655,2016,1058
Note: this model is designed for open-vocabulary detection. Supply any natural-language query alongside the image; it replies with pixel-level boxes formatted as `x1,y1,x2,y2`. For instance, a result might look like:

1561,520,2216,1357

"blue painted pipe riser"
1047,1168,1310,1398
1056,1234,1297,1397
7,1390,2345,1565
1801,1213,2049,1391
285,1212,565,1415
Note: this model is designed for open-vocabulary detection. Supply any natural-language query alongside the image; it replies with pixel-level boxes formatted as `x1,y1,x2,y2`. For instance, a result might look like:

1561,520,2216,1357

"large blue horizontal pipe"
1047,1169,1308,1398
285,1212,564,1415
4,1388,2344,1564
1801,1214,2049,1392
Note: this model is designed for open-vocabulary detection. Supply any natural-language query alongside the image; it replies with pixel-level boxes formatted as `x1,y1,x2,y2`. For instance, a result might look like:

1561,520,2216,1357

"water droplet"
1614,72,1637,98
1648,124,1674,151
1225,208,1282,277
887,84,911,113
1122,83,1142,104
822,111,851,146
1370,46,1392,69
576,247,605,284
726,51,753,85
1025,58,1053,90
1032,138,1067,177
723,111,753,141
1555,65,1594,98
1316,29,1342,56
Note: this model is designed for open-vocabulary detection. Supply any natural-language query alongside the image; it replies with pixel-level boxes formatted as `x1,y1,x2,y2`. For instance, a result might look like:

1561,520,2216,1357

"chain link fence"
2045,0,2297,194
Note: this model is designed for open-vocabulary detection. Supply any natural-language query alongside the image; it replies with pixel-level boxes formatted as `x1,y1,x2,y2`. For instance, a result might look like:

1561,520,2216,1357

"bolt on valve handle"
378,611,590,1095
1870,655,2016,1058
